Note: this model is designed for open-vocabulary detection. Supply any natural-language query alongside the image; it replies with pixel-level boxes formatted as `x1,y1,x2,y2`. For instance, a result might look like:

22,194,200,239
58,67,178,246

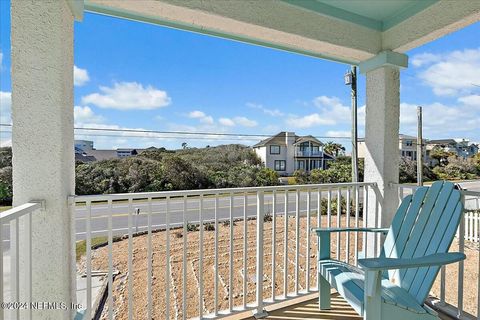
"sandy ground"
78,215,479,319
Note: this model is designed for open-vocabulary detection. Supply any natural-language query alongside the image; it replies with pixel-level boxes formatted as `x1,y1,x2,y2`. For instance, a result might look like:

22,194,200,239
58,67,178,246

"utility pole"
417,106,423,186
345,66,358,182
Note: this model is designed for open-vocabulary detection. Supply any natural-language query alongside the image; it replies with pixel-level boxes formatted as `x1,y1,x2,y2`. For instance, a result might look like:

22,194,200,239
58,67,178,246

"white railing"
71,182,377,320
393,183,480,320
0,201,43,320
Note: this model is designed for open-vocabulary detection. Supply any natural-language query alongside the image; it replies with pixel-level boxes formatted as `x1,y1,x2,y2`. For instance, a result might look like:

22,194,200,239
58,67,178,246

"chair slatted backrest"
381,181,463,304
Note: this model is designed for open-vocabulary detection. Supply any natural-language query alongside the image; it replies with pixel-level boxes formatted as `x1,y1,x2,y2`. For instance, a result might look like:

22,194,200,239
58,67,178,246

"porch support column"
360,51,407,254
11,1,78,319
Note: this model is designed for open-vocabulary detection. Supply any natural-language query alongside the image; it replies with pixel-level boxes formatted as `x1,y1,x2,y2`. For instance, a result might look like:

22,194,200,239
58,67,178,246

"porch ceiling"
82,0,480,65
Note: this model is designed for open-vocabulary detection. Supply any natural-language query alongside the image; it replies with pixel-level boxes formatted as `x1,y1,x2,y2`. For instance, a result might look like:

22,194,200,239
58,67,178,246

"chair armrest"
358,252,466,271
312,227,389,235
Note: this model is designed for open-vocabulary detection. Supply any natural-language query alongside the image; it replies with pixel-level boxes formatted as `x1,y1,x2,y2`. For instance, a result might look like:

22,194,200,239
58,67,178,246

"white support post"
11,1,76,319
360,51,407,255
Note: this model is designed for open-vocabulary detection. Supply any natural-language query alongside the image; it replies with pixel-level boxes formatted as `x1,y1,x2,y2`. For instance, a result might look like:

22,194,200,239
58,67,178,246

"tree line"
0,145,279,204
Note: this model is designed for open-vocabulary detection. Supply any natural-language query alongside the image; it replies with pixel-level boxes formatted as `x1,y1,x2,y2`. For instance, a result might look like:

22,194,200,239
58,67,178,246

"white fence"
0,201,43,320
71,182,376,320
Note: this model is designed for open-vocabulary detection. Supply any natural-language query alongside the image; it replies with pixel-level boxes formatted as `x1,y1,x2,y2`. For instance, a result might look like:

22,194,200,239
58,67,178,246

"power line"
0,123,351,140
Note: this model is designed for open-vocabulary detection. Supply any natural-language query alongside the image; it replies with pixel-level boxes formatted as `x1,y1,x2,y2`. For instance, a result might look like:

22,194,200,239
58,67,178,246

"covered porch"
4,0,480,319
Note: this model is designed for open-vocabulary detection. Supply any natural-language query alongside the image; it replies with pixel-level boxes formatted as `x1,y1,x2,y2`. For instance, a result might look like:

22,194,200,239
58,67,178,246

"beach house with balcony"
253,132,334,175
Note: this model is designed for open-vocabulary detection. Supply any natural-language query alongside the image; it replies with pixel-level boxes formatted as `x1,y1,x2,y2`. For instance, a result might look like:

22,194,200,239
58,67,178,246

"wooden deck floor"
240,292,362,320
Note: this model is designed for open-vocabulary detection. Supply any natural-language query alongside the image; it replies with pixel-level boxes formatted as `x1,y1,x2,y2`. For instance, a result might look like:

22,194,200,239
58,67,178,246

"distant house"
358,134,427,161
252,132,334,176
426,139,479,165
73,140,146,161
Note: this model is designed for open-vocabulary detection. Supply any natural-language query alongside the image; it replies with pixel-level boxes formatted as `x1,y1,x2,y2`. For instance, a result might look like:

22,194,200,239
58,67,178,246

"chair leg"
318,273,331,310
364,271,381,319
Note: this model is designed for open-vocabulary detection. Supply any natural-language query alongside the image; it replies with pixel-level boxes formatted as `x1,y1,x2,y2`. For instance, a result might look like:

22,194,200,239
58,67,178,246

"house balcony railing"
294,149,322,157
1,182,479,320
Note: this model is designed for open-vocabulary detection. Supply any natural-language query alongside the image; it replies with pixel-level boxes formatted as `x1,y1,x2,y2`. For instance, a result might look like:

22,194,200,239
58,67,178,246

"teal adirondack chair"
314,181,466,319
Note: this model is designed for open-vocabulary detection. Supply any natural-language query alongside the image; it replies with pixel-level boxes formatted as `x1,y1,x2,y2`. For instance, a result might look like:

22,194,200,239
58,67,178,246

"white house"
358,134,426,161
253,132,334,175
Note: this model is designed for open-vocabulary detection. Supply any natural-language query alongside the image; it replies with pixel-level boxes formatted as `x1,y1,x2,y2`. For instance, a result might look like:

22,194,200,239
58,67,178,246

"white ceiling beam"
86,0,382,64
382,0,480,53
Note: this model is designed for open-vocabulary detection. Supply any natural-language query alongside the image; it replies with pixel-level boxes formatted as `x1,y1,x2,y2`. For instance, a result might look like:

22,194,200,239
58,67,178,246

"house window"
405,140,413,147
270,145,280,154
274,160,286,171
297,160,304,170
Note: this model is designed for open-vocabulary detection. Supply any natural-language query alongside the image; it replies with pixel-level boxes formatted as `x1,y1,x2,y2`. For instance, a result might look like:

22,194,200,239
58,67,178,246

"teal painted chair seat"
319,260,429,315
314,181,466,320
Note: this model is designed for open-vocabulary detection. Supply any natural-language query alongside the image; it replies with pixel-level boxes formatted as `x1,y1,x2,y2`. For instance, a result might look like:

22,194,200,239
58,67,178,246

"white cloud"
326,130,350,138
286,95,350,128
0,91,11,124
74,65,90,86
458,94,480,107
247,102,284,117
233,116,257,127
217,116,257,127
82,82,171,110
413,48,480,96
187,110,214,124
411,53,441,67
286,113,335,128
399,100,480,138
219,117,235,127
74,106,105,125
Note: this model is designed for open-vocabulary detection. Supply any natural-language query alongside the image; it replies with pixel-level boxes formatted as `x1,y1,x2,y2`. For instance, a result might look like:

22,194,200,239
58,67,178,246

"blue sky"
1,3,480,150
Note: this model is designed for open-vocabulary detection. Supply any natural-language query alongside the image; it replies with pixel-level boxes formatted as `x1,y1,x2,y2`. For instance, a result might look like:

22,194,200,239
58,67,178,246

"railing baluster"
229,193,233,312
271,190,276,301
336,188,341,260
345,187,351,264
85,201,92,320
440,266,446,305
317,188,321,289
295,189,300,295
182,196,187,320
14,217,19,320
127,199,133,320
147,198,153,320
283,190,288,298
458,204,465,319
327,188,332,228
243,192,248,309
198,195,203,318
255,190,265,316
306,189,311,291
214,194,219,316
0,219,4,320
354,186,359,266
108,199,113,320
166,196,171,320
26,206,33,320
317,188,322,228
363,186,369,259
477,244,480,319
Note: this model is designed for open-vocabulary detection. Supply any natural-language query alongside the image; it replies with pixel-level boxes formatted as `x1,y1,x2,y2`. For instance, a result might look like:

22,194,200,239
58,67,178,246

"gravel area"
78,215,479,319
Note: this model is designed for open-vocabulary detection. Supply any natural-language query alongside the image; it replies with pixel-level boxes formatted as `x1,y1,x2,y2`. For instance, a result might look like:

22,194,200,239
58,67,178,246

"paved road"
3,180,480,243
74,190,359,240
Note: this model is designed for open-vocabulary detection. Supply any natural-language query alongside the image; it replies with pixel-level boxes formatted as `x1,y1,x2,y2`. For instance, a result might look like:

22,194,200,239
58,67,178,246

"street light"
344,70,353,85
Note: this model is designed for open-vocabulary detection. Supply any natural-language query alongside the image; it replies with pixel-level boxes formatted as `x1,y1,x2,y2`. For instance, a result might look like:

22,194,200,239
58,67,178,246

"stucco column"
11,1,76,319
360,51,407,255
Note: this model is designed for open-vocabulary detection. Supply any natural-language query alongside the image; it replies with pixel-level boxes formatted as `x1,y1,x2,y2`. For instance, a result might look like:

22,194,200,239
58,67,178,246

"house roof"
427,139,457,145
253,132,323,148
293,135,324,146
84,150,118,161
